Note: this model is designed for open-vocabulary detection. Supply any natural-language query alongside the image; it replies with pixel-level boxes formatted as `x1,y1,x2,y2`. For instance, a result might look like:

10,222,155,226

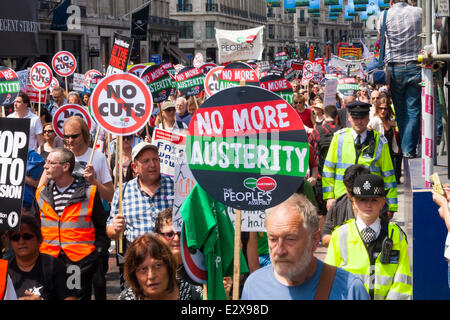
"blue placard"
150,54,162,65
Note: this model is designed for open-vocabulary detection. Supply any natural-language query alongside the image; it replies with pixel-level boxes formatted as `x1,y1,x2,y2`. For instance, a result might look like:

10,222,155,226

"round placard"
0,67,20,105
52,51,77,77
52,104,92,140
90,73,153,136
29,62,53,91
186,85,309,211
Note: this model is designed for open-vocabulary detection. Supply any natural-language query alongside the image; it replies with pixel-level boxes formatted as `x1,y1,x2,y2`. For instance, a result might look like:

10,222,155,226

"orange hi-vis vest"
0,259,7,300
36,184,97,262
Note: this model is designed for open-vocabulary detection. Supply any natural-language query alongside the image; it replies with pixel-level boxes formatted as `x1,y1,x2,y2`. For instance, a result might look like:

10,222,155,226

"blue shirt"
241,259,370,300
108,175,174,242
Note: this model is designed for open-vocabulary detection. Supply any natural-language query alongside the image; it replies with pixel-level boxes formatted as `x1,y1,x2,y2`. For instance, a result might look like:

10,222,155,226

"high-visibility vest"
0,259,7,300
325,219,412,300
322,128,398,212
36,184,97,262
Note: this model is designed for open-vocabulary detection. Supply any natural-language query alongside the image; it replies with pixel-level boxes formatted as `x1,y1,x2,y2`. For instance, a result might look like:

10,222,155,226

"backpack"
317,123,341,174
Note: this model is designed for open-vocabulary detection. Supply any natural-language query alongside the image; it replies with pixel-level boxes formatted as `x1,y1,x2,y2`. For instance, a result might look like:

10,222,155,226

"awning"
163,44,190,65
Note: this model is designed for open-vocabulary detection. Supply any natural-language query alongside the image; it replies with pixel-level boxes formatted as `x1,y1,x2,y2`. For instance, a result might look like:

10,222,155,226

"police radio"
380,229,394,264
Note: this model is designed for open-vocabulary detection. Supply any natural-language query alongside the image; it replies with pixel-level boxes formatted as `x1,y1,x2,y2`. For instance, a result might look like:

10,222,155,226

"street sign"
29,62,53,91
150,54,162,65
52,51,77,77
90,73,153,136
52,104,93,140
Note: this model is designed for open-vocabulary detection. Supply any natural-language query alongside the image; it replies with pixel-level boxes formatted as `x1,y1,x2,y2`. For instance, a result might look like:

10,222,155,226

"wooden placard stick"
38,91,41,118
1,106,5,118
157,103,165,130
117,135,125,254
232,78,247,300
65,77,69,96
88,126,101,165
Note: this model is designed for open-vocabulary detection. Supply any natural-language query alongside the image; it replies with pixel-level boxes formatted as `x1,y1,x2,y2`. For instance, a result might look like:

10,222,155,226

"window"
268,24,274,39
180,21,194,39
206,21,215,39
299,26,307,37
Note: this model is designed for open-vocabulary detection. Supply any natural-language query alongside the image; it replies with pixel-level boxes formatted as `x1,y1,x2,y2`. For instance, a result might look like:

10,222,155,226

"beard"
270,237,314,282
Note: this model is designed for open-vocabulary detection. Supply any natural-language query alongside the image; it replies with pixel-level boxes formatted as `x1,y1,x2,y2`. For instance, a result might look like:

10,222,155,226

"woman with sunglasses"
119,233,202,300
38,123,64,161
368,97,402,183
7,215,77,300
154,208,203,298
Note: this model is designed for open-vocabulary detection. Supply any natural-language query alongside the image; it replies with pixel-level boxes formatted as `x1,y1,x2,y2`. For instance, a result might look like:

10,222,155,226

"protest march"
1,1,450,312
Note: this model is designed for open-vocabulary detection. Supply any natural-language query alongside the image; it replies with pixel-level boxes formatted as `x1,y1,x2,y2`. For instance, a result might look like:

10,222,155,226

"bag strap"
379,9,388,63
314,263,337,300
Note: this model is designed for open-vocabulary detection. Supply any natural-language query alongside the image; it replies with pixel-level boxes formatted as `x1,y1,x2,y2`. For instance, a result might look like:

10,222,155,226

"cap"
346,101,371,117
352,174,386,198
313,102,324,110
161,100,175,111
131,142,158,162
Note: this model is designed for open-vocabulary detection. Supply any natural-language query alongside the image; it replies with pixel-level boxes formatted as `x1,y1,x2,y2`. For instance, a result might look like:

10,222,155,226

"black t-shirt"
8,253,76,300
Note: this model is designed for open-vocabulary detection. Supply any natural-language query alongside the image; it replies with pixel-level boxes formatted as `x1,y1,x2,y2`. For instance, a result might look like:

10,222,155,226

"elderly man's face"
266,206,319,285
175,100,187,115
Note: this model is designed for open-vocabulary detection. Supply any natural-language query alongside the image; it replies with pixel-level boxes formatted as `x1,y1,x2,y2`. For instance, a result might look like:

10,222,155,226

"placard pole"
117,135,124,254
157,103,165,130
88,126,101,165
1,106,5,118
232,78,247,300
232,209,242,300
65,77,69,96
38,91,41,118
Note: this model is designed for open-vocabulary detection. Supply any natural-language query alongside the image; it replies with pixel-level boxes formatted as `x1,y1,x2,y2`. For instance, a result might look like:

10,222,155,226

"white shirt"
72,147,112,185
7,109,43,151
351,129,367,144
356,217,381,240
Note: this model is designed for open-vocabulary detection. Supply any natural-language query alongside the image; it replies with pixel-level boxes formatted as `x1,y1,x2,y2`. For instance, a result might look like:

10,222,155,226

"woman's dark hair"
18,91,31,107
124,233,178,299
8,215,43,243
154,208,173,234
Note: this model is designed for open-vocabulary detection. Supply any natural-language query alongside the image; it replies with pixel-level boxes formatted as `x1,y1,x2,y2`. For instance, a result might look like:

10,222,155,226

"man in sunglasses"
35,147,109,300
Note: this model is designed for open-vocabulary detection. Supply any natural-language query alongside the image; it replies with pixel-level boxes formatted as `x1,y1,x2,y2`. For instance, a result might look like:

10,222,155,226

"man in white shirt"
7,92,43,151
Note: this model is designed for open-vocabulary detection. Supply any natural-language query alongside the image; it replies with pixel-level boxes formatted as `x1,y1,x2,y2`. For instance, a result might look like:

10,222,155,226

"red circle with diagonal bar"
52,51,77,77
30,62,53,91
90,73,153,136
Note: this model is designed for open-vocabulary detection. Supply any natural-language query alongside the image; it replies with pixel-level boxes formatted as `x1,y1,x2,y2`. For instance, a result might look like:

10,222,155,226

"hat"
346,101,371,117
161,100,175,111
313,102,324,110
352,174,386,198
131,142,158,162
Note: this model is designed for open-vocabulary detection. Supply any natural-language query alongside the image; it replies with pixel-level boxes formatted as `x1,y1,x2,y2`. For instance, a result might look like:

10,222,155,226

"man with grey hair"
241,193,369,300
175,96,192,127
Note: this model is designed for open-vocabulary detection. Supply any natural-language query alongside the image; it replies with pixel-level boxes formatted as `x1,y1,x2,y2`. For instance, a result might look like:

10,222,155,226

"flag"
180,184,249,300
51,0,71,31
360,39,370,59
130,3,150,41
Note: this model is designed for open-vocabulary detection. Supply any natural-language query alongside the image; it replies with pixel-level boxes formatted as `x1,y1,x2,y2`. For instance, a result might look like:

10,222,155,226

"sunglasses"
43,130,54,134
10,233,35,242
63,133,81,140
378,107,389,110
164,108,176,112
159,231,180,240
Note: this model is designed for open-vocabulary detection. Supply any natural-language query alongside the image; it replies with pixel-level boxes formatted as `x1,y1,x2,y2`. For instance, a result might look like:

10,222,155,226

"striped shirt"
108,175,174,242
52,178,79,216
378,2,422,63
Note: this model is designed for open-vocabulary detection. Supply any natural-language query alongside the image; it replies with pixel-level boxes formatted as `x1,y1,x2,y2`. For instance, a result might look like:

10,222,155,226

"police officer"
325,174,412,300
322,101,398,216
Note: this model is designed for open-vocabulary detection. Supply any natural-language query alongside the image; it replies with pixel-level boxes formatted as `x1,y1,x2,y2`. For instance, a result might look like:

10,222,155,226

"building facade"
170,0,267,63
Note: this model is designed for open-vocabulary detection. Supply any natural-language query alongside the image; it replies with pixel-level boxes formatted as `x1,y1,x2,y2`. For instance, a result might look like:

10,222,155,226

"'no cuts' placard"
52,51,77,77
0,118,30,232
29,62,53,91
90,73,153,136
52,104,93,140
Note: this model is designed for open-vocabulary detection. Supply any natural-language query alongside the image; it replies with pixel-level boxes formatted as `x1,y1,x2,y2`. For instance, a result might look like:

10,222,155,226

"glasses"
45,160,66,166
164,108,176,112
43,130,54,134
63,133,81,140
378,107,388,111
10,233,35,242
159,231,180,240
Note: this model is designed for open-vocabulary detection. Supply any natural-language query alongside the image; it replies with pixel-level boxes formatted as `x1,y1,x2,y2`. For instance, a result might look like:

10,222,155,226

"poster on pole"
52,104,93,140
29,62,53,91
218,62,259,90
259,74,294,106
0,67,20,105
215,26,265,64
186,85,309,211
51,51,77,77
204,66,224,98
0,118,30,232
152,128,186,177
140,65,173,103
90,73,153,136
106,33,134,76
175,66,204,97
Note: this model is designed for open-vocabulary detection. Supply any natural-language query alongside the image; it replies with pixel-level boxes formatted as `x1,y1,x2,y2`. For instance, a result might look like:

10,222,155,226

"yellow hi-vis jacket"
325,219,412,300
322,128,398,212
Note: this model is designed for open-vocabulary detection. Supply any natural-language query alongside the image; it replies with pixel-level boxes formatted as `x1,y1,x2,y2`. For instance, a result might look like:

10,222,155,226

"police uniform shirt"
351,129,368,145
356,217,381,240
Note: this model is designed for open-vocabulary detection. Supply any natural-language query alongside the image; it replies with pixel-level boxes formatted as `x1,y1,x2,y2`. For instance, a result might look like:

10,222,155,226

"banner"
0,118,30,232
0,1,39,57
106,33,134,76
130,3,150,41
328,55,367,77
152,128,186,177
215,26,264,64
267,0,281,7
